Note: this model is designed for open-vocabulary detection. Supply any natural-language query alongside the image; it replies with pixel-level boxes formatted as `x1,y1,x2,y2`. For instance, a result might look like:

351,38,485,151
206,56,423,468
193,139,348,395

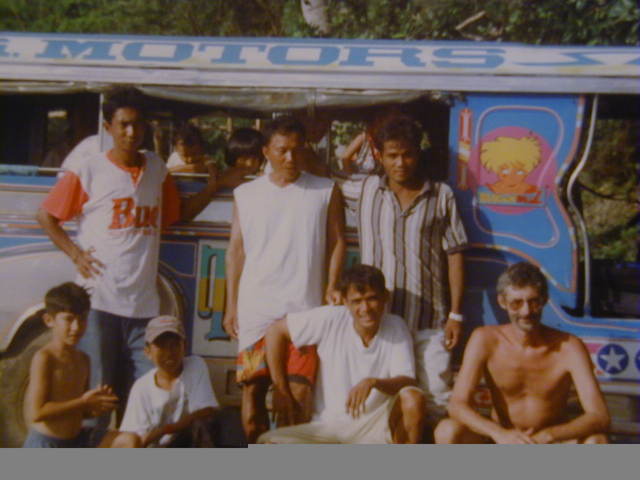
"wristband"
448,312,463,322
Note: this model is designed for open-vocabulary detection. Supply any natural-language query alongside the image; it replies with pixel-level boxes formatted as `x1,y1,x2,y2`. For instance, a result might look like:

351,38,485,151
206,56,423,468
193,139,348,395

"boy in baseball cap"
119,315,225,447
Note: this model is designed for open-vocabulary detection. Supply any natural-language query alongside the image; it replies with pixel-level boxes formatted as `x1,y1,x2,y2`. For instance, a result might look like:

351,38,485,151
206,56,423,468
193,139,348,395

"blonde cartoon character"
481,136,542,196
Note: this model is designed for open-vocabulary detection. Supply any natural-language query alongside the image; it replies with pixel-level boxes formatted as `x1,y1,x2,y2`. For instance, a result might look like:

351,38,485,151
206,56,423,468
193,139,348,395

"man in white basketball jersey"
37,87,245,428
223,116,346,443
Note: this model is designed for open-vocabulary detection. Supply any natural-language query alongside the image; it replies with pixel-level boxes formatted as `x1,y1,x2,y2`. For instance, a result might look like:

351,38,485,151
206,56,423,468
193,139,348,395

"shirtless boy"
23,282,139,447
435,262,610,444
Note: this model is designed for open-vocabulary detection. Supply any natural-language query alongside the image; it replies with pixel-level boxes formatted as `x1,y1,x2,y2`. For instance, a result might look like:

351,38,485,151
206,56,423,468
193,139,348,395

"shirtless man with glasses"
435,262,610,444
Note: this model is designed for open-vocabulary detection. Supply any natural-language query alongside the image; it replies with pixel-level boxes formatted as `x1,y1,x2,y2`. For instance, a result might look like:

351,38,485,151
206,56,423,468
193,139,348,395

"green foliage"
307,0,640,45
1,0,637,45
579,119,639,261
0,0,304,37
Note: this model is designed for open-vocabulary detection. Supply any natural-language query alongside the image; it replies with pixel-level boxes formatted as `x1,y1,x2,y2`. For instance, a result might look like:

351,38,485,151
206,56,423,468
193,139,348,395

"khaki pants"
258,387,421,444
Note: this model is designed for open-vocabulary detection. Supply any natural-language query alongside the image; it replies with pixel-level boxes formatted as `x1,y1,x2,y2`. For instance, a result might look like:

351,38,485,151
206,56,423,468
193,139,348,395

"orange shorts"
236,337,318,386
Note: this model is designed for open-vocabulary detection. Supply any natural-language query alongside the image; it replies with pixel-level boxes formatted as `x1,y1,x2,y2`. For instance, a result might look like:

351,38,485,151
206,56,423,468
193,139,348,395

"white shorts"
414,329,452,422
258,386,422,444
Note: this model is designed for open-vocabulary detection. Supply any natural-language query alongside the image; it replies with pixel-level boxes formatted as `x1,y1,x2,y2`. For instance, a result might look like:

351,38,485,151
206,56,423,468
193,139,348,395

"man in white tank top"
223,116,346,443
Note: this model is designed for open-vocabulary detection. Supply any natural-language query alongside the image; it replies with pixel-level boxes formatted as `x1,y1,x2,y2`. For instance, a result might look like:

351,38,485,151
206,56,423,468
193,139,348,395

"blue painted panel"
450,94,582,308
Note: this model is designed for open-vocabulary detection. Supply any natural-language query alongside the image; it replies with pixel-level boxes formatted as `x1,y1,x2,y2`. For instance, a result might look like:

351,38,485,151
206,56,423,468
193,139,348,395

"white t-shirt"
120,356,219,446
60,134,113,172
234,172,334,351
166,151,185,169
287,306,415,424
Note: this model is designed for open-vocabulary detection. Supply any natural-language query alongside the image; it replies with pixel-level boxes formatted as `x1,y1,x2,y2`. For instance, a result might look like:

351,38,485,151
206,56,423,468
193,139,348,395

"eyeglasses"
506,298,544,311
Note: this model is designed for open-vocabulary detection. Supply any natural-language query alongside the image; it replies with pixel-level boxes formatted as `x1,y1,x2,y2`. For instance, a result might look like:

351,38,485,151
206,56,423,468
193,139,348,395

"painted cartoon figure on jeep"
480,136,542,201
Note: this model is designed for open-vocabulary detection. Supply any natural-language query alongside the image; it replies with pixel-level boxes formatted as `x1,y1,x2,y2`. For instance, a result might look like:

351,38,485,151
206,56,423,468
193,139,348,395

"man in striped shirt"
341,115,468,426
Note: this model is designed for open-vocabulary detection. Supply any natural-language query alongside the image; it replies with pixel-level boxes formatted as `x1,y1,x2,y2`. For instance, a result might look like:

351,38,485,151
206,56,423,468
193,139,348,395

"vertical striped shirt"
341,175,468,331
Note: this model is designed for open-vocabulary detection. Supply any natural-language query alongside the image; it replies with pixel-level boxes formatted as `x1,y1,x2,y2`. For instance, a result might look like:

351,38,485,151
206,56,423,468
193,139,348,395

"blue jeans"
23,427,106,448
78,309,154,429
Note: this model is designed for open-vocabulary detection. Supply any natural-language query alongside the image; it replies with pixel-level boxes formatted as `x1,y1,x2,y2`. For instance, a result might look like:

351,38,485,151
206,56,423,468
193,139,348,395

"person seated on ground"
435,262,610,444
167,124,214,174
119,315,246,447
258,264,426,444
225,127,265,180
23,282,139,448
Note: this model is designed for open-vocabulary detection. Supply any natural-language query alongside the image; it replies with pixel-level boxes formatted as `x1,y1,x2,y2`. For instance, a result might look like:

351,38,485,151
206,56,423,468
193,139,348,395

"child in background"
226,128,265,174
120,315,244,447
23,282,139,448
212,128,266,190
341,108,402,175
293,112,331,177
167,124,214,174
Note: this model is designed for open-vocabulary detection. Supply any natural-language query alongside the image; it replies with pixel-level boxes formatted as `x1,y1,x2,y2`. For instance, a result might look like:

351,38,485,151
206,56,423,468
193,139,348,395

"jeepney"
0,32,638,446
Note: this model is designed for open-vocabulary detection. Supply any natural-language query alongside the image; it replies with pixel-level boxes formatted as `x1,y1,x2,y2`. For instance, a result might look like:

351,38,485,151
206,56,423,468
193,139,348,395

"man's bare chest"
485,348,571,399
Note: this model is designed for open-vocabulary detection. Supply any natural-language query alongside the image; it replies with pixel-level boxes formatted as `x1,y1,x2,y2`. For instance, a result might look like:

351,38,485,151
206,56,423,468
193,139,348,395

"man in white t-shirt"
223,116,346,443
258,265,426,444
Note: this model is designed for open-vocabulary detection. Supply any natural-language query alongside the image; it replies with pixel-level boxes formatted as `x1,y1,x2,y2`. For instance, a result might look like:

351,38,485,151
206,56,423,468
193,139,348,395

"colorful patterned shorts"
236,337,318,386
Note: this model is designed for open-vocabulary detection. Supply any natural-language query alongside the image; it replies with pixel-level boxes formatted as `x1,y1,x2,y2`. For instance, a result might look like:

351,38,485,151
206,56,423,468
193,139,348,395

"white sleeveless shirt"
233,172,334,350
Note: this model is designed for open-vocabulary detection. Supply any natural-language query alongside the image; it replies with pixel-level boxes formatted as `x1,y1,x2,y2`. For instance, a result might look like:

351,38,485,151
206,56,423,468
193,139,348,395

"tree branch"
455,10,486,32
578,181,639,204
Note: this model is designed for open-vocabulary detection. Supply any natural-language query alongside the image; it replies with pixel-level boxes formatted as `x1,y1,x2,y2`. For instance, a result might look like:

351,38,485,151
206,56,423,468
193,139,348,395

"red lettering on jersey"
147,206,159,227
134,206,159,228
134,206,145,227
110,198,158,230
109,197,135,229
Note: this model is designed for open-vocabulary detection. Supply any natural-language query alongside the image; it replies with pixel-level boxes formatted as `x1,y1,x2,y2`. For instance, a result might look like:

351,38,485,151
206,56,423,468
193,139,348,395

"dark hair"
496,262,548,300
262,116,306,145
44,282,91,316
226,128,265,166
173,124,204,147
102,87,147,123
339,264,387,296
372,115,422,152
